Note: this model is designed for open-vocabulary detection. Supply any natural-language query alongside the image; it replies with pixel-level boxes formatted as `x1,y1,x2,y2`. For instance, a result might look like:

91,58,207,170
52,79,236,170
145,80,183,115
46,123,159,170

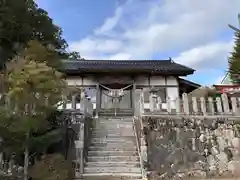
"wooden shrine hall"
59,59,199,116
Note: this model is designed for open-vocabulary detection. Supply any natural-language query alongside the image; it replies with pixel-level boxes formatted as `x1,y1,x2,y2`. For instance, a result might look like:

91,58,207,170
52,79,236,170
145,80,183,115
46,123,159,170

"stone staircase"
82,116,142,180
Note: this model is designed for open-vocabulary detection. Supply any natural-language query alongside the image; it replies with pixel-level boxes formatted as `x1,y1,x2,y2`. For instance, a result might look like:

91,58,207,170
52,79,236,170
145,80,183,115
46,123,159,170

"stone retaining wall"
144,116,240,180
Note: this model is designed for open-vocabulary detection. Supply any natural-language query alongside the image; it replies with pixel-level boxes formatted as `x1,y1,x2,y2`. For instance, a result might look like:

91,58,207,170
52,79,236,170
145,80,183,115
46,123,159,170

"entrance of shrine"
99,83,133,116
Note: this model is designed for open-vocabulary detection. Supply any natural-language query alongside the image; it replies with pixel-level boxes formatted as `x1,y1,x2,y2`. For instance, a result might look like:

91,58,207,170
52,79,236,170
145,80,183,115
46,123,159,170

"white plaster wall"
83,76,97,86
135,75,149,86
150,76,165,86
65,77,82,86
166,76,178,85
167,87,179,99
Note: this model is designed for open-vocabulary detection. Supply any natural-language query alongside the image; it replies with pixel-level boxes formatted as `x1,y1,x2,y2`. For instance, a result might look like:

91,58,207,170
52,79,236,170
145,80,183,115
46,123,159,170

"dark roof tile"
60,60,195,76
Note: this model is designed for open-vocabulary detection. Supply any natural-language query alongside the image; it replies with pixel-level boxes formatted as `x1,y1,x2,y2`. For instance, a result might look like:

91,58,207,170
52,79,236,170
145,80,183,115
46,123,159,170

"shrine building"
60,59,200,116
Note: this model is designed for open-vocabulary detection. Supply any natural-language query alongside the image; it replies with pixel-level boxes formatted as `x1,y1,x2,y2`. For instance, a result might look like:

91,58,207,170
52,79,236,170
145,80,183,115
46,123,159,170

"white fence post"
166,97,171,113
175,97,181,114
200,97,207,115
216,97,223,114
221,93,230,113
192,97,198,114
231,97,237,114
208,97,215,115
156,96,162,112
182,93,189,115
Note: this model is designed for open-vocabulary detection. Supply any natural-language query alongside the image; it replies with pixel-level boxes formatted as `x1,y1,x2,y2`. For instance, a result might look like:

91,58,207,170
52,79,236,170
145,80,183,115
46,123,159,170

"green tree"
68,51,84,60
0,0,70,69
0,55,66,180
229,31,240,84
21,40,63,68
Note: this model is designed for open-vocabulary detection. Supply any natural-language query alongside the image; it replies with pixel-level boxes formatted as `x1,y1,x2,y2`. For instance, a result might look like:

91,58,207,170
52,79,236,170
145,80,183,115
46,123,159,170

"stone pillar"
132,81,136,116
149,87,154,112
140,89,145,115
95,83,100,118
75,122,85,177
80,89,86,115
140,136,148,168
72,94,76,110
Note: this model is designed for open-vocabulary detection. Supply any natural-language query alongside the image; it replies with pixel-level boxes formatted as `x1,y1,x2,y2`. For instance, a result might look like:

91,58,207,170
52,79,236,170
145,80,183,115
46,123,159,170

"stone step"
98,120,133,124
92,137,135,140
84,167,141,174
98,119,133,123
94,125,133,129
99,113,133,117
88,150,138,156
92,129,134,137
89,146,137,151
95,124,133,129
92,128,133,132
89,142,136,148
86,161,140,168
91,138,135,144
98,116,133,120
91,137,135,141
91,135,134,139
82,173,142,179
98,121,132,123
98,119,133,122
87,156,139,162
92,129,134,133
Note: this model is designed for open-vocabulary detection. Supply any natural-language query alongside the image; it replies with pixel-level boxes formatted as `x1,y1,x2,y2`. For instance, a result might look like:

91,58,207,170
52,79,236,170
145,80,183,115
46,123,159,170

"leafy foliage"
228,31,240,84
0,57,66,145
68,51,84,60
0,0,82,69
0,48,67,180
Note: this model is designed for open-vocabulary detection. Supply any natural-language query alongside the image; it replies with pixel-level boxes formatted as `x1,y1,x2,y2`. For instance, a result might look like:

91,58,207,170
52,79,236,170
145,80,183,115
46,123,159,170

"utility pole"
228,13,240,32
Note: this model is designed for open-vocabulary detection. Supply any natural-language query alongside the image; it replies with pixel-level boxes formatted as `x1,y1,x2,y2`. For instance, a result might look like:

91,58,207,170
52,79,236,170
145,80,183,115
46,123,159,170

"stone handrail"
73,112,93,178
134,90,144,117
142,92,240,117
133,117,147,179
79,96,93,117
59,90,93,178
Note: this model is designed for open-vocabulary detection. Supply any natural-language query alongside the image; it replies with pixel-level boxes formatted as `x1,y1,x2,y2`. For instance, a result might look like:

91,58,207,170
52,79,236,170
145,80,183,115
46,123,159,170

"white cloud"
69,38,123,58
94,7,123,35
69,0,240,83
174,40,234,70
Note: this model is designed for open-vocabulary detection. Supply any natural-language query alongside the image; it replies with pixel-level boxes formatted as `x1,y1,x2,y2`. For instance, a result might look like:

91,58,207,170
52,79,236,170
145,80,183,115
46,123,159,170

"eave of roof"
179,78,201,88
60,59,195,76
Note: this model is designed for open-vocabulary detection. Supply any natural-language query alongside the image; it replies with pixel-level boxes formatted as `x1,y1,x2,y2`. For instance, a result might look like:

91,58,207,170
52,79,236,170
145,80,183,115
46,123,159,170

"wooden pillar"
96,83,101,118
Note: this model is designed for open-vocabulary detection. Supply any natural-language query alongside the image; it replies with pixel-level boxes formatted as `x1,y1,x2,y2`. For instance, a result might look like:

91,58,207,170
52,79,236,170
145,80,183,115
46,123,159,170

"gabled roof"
60,59,195,76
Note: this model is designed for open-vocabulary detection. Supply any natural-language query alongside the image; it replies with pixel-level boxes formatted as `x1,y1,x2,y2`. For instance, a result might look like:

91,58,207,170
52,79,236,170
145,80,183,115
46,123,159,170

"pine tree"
0,41,67,180
228,31,240,84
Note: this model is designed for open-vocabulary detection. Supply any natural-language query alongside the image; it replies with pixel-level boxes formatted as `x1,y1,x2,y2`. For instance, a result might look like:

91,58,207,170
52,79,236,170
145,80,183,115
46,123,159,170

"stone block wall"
144,116,240,179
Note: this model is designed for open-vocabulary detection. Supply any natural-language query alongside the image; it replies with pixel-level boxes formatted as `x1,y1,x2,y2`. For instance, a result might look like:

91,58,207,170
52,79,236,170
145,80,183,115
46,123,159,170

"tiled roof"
179,78,201,88
60,60,195,76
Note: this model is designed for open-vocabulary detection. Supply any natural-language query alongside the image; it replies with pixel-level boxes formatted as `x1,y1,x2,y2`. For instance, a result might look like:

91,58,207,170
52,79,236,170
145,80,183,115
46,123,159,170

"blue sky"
37,0,240,86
